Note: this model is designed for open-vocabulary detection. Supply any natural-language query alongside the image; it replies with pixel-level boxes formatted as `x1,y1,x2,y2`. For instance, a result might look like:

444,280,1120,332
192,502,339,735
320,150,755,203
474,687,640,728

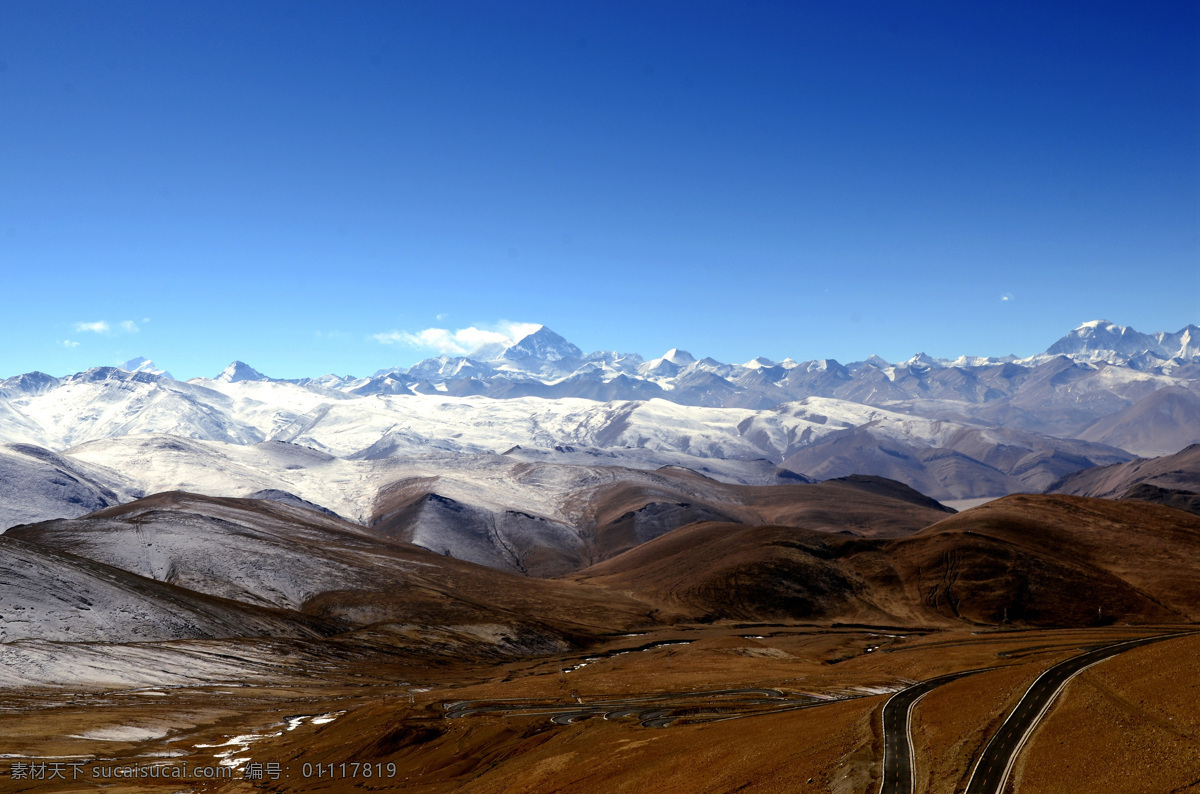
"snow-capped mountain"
329,321,1200,409
120,356,174,379
1,321,1195,457
0,319,1194,530
1044,320,1200,367
0,371,60,397
216,360,271,383
640,348,696,379
499,325,583,364
0,443,140,529
0,370,1138,518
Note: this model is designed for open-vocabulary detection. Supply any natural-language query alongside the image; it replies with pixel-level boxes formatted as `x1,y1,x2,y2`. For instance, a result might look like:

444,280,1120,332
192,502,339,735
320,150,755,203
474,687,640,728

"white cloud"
1000,293,1014,302
59,339,80,348
373,321,541,355
72,319,144,335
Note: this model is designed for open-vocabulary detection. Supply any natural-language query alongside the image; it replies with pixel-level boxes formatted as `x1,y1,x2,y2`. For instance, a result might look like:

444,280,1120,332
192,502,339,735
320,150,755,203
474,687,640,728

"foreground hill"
0,442,140,529
52,436,807,527
12,436,950,575
891,495,1200,623
576,494,1200,627
13,481,1196,642
8,493,446,610
1048,443,1200,499
5,485,1200,693
370,469,953,575
6,493,653,654
0,533,325,643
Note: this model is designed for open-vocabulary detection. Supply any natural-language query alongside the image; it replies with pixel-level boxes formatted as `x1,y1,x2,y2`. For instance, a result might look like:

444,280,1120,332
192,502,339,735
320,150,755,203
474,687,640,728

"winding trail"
443,687,865,728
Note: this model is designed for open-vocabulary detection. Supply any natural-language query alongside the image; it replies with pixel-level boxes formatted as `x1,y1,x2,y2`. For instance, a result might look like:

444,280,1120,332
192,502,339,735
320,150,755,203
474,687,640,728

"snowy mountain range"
338,321,1200,400
0,320,1194,458
1045,320,1200,366
0,319,1196,535
49,320,1198,406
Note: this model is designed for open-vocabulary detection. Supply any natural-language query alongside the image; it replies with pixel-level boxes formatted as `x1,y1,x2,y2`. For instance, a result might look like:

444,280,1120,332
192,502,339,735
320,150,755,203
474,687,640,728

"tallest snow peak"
119,357,174,379
216,361,270,383
500,326,584,362
1045,320,1157,361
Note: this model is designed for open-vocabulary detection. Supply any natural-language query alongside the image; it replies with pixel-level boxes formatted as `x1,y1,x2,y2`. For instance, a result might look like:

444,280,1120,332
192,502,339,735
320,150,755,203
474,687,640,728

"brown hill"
1117,484,1200,516
887,495,1200,624
0,534,327,643
581,473,954,562
1048,443,1200,499
572,522,885,623
8,492,651,652
575,494,1200,628
370,466,953,575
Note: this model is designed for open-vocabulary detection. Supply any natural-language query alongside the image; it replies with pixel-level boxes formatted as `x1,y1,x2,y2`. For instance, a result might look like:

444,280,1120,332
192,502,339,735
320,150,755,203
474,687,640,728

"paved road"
878,669,992,794
964,632,1191,794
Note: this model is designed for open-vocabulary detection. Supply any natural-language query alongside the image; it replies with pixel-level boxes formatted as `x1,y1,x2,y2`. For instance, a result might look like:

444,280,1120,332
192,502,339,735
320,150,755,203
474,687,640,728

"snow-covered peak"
1155,324,1200,360
948,354,1020,367
743,356,778,369
639,348,698,378
797,358,845,374
499,326,583,363
216,361,270,383
1,371,61,396
411,356,488,380
120,357,174,379
661,348,696,365
1046,320,1177,364
901,353,941,371
582,351,644,374
1049,320,1139,351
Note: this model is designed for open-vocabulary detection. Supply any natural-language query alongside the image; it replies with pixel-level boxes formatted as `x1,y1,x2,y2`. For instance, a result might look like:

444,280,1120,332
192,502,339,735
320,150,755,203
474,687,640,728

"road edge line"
964,632,1188,794
991,656,1107,792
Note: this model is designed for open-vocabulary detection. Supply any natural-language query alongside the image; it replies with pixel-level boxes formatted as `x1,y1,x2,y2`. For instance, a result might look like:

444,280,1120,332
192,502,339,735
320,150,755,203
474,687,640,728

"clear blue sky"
2,1,1196,378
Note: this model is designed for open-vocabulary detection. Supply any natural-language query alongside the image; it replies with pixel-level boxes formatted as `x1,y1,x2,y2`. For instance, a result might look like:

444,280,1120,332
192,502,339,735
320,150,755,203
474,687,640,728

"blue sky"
1,1,1196,378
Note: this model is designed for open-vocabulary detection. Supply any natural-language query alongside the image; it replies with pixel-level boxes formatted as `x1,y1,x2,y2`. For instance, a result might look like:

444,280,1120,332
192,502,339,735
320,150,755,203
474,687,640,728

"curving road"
878,669,992,794
963,632,1191,794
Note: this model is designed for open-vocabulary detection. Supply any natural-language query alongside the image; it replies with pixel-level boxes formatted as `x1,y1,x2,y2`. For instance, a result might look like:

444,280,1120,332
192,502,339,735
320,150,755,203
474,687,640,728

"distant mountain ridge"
0,320,1193,523
1,320,1194,456
1044,320,1199,367
68,320,1195,388
186,319,1196,417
